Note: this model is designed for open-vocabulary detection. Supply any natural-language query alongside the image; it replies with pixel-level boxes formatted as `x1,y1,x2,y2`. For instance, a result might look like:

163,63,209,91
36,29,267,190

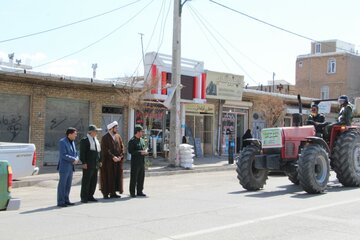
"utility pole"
92,63,98,79
169,0,187,167
138,33,145,67
272,72,275,92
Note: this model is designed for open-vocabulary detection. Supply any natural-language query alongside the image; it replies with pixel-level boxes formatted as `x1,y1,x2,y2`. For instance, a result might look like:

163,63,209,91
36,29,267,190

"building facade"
0,71,134,166
296,39,360,101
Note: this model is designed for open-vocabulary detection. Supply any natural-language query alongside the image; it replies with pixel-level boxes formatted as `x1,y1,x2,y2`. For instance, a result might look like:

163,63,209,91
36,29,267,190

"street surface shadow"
228,190,249,194
20,205,64,214
98,196,133,203
243,184,304,198
230,178,359,199
229,184,304,198
20,197,134,214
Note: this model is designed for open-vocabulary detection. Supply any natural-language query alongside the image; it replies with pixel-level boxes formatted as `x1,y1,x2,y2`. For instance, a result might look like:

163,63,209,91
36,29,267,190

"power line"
191,5,272,75
156,0,171,52
32,0,155,70
189,3,273,79
209,0,355,54
142,0,172,83
128,0,170,81
0,0,143,43
187,5,231,72
187,4,259,85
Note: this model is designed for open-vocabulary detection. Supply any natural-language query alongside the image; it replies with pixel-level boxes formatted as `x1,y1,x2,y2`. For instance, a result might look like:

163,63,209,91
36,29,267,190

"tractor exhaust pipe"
297,94,302,114
293,94,303,127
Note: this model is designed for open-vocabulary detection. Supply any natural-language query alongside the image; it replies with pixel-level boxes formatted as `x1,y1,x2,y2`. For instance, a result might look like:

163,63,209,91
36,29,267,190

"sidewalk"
13,155,236,188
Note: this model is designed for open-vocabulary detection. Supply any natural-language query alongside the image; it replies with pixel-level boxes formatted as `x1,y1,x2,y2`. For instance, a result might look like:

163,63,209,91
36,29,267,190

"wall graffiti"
50,117,67,130
45,118,86,148
44,98,90,163
0,114,23,142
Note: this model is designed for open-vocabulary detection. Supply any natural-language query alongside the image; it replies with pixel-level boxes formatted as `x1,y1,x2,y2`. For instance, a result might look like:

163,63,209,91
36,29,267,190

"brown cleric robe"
99,132,124,197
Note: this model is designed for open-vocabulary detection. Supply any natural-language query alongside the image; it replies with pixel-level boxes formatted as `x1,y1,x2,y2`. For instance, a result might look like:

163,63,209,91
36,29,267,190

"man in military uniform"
324,95,353,139
337,95,353,126
306,104,325,136
128,125,148,198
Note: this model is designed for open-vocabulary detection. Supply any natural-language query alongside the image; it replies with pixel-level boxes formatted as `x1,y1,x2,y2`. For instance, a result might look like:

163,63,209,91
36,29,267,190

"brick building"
296,39,360,101
0,70,141,166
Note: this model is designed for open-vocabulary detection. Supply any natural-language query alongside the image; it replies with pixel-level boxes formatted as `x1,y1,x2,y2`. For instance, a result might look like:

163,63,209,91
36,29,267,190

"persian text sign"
261,128,283,148
185,103,215,114
205,70,244,100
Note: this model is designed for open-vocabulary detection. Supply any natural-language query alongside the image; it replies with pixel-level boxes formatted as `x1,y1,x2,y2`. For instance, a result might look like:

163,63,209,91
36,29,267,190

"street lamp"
92,63,98,79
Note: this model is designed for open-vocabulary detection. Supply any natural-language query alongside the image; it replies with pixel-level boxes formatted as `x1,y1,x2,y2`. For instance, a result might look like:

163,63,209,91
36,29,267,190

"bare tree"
256,95,285,127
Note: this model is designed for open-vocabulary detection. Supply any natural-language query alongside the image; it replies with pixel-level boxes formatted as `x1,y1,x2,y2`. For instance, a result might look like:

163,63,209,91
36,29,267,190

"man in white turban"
99,121,125,199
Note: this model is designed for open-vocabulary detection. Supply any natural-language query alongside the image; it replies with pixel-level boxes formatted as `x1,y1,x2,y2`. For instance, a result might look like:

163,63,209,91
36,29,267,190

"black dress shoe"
57,203,67,207
65,202,75,206
81,200,88,203
130,194,136,198
88,197,98,202
110,194,121,198
103,195,110,199
137,193,147,197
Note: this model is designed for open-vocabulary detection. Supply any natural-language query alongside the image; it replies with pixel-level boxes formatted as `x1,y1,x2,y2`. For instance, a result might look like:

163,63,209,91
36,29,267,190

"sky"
1,0,360,86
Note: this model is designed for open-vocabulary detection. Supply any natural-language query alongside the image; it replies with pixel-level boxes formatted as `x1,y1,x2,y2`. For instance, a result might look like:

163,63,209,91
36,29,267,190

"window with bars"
327,59,336,74
321,86,329,99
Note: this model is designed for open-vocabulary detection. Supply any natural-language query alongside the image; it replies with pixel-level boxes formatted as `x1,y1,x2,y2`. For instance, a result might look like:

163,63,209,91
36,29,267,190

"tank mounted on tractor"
236,95,360,194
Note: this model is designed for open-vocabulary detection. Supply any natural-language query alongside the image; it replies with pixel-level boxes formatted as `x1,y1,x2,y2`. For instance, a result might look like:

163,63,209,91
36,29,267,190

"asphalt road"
2,171,360,240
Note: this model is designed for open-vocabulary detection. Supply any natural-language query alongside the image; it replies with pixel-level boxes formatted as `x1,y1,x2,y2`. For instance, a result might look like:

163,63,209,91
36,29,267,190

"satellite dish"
8,53,14,63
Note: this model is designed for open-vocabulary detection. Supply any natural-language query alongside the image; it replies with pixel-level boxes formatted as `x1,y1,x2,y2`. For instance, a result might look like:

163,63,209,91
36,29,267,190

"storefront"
221,106,249,154
135,104,168,152
185,103,215,156
205,70,249,155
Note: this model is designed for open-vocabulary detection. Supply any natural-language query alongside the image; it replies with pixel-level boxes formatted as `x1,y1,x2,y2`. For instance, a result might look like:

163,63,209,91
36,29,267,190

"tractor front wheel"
285,170,299,185
236,146,268,191
298,144,330,194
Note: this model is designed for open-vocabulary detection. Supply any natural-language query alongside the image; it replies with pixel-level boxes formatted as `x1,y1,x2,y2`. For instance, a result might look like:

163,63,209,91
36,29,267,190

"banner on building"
205,70,244,100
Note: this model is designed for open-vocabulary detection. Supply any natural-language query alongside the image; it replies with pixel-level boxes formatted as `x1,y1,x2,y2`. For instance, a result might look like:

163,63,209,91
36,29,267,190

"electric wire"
189,3,274,82
209,0,356,54
190,4,272,76
143,0,172,83
187,5,231,72
156,0,171,53
32,0,155,70
127,0,171,85
187,4,258,85
0,0,143,43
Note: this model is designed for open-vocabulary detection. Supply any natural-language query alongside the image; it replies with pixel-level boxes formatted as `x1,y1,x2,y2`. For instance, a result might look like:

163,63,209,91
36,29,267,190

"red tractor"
236,96,360,194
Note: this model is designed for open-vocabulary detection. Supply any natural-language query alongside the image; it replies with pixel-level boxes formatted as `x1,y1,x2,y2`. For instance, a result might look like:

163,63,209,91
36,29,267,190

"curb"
12,164,236,188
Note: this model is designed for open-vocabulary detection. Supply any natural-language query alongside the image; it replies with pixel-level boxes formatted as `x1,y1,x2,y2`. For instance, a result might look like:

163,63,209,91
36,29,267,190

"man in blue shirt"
57,127,79,207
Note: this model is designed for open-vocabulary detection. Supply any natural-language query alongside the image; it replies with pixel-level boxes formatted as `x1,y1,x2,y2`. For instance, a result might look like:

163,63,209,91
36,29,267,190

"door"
236,114,245,153
101,106,124,138
185,115,213,156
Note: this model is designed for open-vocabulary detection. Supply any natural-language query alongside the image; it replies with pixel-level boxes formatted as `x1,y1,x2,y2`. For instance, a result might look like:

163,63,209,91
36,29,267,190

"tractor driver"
306,104,325,136
324,95,353,140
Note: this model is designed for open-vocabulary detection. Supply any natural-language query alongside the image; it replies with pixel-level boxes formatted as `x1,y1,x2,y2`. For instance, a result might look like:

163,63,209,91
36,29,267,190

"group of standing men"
56,121,148,207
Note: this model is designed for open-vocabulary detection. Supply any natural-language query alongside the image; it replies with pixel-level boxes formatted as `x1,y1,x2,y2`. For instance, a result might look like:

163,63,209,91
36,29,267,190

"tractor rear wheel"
332,130,360,187
236,145,268,191
298,144,330,194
